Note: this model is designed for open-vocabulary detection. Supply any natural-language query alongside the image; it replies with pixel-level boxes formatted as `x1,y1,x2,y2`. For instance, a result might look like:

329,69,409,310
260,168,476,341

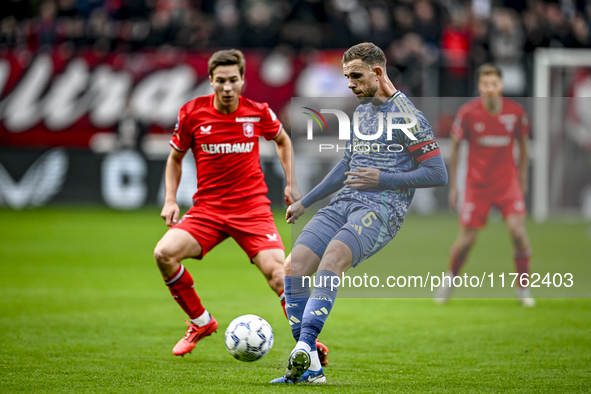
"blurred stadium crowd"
1,0,590,96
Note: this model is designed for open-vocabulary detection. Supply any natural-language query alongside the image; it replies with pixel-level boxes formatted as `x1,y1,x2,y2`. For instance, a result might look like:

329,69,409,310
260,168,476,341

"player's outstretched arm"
345,154,448,191
273,129,301,205
378,154,448,188
301,157,349,208
286,156,349,224
161,148,186,227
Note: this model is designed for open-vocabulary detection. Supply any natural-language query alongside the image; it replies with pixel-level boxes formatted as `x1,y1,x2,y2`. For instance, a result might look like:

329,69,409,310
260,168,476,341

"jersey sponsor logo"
477,135,511,147
200,125,212,134
498,114,518,133
201,142,255,154
243,122,254,138
235,117,260,122
474,122,485,132
266,233,278,241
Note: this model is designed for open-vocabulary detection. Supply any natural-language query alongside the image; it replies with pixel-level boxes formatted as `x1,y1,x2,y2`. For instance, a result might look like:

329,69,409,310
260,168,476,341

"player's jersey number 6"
362,212,378,227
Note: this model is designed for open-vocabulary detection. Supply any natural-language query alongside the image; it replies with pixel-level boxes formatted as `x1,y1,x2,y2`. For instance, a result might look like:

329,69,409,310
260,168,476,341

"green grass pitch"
1,206,590,393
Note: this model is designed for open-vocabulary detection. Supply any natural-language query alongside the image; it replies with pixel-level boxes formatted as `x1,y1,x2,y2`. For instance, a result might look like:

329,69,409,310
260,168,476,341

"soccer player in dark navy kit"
271,43,448,384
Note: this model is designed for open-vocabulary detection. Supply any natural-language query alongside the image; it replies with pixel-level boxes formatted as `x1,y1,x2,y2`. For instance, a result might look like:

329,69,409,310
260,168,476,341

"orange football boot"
316,339,329,366
172,316,218,356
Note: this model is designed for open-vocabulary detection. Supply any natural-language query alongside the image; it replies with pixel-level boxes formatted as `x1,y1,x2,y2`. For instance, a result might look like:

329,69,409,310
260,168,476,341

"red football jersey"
451,98,529,189
170,94,282,207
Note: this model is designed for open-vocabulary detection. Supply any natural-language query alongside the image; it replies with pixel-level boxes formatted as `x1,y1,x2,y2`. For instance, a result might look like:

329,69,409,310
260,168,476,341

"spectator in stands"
3,0,591,96
36,0,58,48
571,12,591,48
440,6,472,96
241,1,281,48
489,8,526,95
414,0,443,47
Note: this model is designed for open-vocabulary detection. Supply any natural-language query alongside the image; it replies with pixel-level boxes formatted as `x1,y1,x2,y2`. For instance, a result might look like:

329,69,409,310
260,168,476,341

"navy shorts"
294,199,393,267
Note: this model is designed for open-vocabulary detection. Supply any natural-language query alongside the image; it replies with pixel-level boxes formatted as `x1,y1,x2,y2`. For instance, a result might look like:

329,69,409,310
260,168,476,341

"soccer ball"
224,314,274,362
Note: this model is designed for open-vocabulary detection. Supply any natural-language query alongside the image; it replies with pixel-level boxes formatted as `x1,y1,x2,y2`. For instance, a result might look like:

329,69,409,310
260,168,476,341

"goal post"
533,48,591,222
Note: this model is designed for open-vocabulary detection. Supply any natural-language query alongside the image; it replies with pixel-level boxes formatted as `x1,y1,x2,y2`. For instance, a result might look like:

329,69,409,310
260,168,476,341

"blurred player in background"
271,42,448,384
153,49,311,357
435,63,535,307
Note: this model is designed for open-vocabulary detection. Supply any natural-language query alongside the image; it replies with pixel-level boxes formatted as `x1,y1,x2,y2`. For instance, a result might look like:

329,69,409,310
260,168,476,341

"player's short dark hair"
208,49,245,77
342,42,386,69
477,63,502,79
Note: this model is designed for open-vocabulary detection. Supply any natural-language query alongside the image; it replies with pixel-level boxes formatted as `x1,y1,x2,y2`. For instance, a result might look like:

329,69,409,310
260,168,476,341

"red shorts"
460,177,526,228
172,201,284,260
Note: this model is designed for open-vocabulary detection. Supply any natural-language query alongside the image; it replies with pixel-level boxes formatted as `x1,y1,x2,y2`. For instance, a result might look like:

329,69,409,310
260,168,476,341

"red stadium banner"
0,47,357,210
0,48,304,149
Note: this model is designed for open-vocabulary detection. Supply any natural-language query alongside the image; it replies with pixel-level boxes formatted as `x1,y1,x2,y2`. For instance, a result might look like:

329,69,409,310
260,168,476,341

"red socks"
165,265,205,319
449,245,469,277
279,290,287,318
449,241,531,288
166,266,289,321
514,248,532,287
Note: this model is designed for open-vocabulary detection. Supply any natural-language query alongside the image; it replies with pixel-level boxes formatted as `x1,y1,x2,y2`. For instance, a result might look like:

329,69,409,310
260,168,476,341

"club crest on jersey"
243,122,254,138
498,114,518,133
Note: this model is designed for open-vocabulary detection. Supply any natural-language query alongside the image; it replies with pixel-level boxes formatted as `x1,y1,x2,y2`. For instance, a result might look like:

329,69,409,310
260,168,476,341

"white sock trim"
294,340,312,354
309,350,321,371
191,310,211,327
165,264,185,286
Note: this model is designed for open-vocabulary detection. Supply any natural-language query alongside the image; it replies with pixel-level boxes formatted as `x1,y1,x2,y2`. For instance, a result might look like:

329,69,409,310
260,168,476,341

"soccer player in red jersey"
435,63,535,307
153,49,305,356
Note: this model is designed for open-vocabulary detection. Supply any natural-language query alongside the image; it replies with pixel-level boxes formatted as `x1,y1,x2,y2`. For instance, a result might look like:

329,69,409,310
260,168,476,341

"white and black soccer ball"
224,314,274,362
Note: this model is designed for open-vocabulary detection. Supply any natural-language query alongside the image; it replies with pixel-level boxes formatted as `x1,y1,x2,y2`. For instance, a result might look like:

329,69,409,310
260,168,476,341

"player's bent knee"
460,237,476,251
459,229,478,249
154,243,178,268
506,222,526,241
510,229,525,242
154,229,202,266
511,230,528,248
319,242,352,275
